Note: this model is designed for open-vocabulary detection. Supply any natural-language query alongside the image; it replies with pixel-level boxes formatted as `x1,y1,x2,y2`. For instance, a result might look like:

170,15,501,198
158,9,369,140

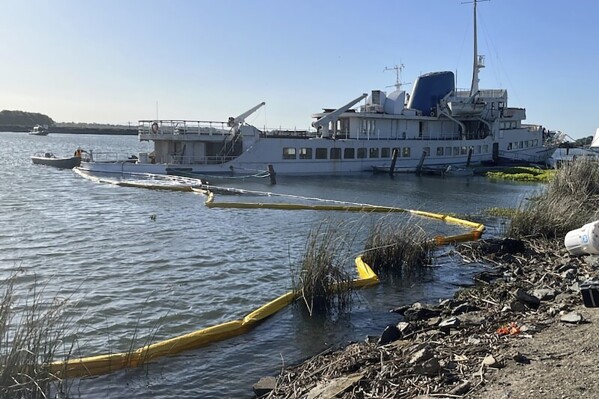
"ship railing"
497,150,554,164
522,124,543,133
261,128,317,138
84,151,137,163
139,120,231,136
452,89,506,98
169,154,237,165
356,133,471,141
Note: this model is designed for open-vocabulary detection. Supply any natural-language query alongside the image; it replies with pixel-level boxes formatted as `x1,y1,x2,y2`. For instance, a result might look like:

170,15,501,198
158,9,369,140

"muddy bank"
254,238,599,398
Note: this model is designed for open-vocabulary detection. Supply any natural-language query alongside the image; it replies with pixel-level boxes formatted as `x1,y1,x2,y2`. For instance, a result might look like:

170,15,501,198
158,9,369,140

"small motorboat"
28,125,49,136
31,151,82,169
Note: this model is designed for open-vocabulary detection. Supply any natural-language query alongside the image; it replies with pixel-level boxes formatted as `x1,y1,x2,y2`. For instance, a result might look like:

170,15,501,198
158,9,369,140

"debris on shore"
256,237,598,398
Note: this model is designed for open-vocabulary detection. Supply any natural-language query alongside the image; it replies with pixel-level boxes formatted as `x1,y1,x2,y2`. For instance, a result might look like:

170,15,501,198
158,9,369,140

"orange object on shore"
496,322,521,336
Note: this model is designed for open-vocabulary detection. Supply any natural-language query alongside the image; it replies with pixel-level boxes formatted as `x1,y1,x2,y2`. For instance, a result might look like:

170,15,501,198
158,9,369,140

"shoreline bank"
256,238,598,398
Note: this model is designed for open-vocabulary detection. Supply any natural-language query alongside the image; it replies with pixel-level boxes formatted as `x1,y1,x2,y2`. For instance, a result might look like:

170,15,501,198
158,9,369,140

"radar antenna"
384,64,411,91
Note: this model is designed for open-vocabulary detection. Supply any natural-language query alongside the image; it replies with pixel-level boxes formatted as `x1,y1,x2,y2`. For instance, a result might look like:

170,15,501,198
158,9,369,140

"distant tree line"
0,110,54,127
55,121,132,130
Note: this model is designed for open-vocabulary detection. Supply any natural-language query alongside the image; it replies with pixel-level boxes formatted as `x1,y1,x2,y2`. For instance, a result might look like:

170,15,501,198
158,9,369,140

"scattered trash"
496,322,521,336
564,221,599,256
560,312,584,324
581,280,599,307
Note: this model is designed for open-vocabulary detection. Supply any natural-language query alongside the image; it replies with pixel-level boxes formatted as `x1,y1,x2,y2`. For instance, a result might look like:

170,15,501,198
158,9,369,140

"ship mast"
384,64,410,91
469,0,486,97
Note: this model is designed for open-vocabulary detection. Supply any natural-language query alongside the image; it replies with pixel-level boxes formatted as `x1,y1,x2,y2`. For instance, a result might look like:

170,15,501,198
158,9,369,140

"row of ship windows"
500,121,519,129
508,140,539,150
282,145,491,160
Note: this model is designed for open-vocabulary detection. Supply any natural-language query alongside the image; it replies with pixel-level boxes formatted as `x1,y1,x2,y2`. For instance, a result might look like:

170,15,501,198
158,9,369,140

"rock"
560,312,584,324
390,304,411,315
458,312,486,325
561,268,578,280
442,360,459,370
568,282,581,293
556,263,576,273
514,288,540,308
513,352,531,364
397,321,415,336
547,306,560,317
253,376,276,397
378,324,401,345
413,357,441,376
500,238,526,254
409,347,434,364
439,317,461,332
427,316,441,327
583,255,599,267
473,270,503,284
509,300,526,313
449,380,472,395
403,303,442,321
365,335,379,344
451,302,481,315
554,293,572,304
532,288,557,301
306,373,364,399
482,354,503,368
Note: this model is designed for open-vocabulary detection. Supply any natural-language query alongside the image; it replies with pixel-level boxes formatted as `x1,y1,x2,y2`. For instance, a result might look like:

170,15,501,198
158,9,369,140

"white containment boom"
312,93,368,136
227,102,266,130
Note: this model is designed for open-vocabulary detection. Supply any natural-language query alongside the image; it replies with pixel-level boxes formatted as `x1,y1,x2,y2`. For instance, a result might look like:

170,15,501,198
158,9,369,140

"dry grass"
0,273,74,398
509,158,599,238
362,216,434,278
292,222,354,316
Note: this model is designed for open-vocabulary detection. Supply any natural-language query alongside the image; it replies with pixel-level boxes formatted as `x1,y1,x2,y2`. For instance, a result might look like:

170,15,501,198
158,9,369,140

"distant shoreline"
0,126,137,135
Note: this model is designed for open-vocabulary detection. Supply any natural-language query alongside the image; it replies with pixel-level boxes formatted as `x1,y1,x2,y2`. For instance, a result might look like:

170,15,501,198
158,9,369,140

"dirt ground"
471,303,599,399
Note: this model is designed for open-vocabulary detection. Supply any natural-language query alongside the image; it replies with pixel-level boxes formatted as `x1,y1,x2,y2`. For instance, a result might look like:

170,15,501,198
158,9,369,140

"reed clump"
293,223,354,316
509,158,599,238
362,217,434,278
0,274,72,399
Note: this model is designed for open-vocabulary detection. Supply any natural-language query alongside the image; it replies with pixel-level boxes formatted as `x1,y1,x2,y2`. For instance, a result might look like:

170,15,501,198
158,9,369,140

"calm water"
0,132,540,398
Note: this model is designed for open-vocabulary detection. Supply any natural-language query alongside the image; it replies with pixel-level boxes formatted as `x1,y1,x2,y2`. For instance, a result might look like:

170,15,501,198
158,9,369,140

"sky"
1,0,598,138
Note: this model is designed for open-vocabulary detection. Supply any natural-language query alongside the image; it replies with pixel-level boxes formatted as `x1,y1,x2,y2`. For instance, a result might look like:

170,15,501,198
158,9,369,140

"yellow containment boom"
204,192,486,245
49,257,379,378
59,177,483,379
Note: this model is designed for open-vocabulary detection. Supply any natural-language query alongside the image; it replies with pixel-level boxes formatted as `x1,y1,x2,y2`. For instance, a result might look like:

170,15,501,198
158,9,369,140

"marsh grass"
124,299,167,375
486,166,555,182
509,158,599,238
0,273,73,398
292,222,355,316
362,216,435,278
